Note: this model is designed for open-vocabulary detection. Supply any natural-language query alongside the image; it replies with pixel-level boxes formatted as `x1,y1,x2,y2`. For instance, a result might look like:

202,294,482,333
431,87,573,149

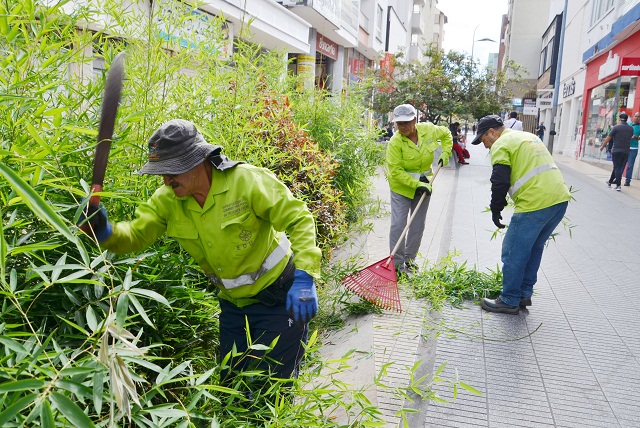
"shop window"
584,77,634,159
376,5,383,41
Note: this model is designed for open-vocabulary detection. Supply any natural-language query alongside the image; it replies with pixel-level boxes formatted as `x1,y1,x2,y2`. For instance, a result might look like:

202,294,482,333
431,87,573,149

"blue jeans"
625,149,637,184
500,202,568,306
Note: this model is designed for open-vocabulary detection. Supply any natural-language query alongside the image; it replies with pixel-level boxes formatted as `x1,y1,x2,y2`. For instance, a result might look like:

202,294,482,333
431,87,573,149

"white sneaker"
606,180,611,188
615,186,621,191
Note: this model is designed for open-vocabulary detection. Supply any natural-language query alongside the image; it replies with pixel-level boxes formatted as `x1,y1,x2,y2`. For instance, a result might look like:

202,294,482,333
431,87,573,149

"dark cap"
138,119,218,175
471,115,504,145
619,113,629,121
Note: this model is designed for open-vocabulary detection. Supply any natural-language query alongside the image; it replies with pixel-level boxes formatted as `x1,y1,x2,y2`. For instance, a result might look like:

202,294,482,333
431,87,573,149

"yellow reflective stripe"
208,235,291,290
509,164,558,197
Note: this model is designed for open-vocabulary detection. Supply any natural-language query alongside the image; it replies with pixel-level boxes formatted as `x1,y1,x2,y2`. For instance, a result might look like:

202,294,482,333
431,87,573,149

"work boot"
481,297,519,314
519,296,532,307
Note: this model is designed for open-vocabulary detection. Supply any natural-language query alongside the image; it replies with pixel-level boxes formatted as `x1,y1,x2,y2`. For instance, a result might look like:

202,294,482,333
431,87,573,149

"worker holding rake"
386,104,453,276
79,119,321,384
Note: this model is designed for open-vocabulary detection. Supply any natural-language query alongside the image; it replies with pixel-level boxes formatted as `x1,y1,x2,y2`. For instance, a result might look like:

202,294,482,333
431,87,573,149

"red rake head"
341,256,402,312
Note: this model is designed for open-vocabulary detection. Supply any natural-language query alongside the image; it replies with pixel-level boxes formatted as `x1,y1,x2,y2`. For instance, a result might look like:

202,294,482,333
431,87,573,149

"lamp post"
471,24,497,62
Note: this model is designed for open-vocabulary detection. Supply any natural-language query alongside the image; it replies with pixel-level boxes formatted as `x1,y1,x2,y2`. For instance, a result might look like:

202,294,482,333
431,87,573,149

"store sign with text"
620,57,640,76
316,34,338,60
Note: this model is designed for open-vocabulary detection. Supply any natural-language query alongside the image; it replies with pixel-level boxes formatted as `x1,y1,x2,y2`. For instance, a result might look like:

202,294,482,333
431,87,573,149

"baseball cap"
138,119,218,175
392,104,417,122
471,115,504,145
619,113,629,121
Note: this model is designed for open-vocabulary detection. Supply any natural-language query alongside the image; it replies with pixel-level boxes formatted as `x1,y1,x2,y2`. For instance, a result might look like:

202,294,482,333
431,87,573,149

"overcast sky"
437,0,508,65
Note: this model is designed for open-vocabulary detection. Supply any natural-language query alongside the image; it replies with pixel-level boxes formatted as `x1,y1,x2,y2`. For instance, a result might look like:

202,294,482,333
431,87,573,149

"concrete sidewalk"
322,136,640,427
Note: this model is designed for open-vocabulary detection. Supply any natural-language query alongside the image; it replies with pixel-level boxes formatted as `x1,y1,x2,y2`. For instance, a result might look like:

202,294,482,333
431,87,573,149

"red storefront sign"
316,34,338,60
350,58,364,75
620,57,640,76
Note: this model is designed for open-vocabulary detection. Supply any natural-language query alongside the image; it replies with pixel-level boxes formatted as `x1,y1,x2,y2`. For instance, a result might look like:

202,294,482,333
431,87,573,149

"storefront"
580,30,640,161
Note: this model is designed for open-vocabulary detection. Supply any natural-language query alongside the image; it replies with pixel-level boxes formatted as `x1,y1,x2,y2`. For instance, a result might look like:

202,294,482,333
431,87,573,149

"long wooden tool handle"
388,164,442,260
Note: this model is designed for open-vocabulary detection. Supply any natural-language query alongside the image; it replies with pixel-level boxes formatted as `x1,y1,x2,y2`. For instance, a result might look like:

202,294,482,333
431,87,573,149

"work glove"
491,208,506,229
286,270,318,324
414,183,432,199
78,200,113,242
438,152,450,167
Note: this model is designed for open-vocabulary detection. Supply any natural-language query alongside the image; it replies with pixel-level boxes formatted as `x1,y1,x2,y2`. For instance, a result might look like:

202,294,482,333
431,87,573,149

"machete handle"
78,184,102,234
89,184,102,208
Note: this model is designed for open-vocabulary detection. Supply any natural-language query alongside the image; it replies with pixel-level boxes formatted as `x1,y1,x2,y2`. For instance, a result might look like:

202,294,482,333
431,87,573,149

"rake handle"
388,164,442,263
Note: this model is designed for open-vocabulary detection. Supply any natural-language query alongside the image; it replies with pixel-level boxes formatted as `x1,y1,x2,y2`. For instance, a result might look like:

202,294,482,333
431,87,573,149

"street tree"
365,44,525,125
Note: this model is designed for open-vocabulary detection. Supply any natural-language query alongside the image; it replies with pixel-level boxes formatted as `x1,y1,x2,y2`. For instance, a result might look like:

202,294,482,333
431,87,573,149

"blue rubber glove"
78,202,113,242
286,270,318,324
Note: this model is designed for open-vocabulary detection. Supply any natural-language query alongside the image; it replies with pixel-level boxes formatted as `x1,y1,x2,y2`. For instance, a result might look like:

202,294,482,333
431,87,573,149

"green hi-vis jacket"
386,122,453,199
491,129,572,213
101,164,322,307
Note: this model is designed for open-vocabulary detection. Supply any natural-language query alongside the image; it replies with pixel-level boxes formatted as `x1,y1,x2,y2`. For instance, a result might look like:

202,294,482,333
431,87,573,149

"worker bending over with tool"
472,115,571,315
79,119,321,384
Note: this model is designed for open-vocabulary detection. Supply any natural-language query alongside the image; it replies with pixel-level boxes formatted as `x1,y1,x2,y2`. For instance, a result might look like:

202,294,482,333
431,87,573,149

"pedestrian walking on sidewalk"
471,115,572,314
503,111,524,131
600,113,633,191
386,104,453,275
78,119,321,384
624,112,640,185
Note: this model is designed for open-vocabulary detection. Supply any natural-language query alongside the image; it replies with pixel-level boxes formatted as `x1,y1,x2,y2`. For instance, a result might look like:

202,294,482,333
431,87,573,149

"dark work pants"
609,151,629,186
218,298,308,384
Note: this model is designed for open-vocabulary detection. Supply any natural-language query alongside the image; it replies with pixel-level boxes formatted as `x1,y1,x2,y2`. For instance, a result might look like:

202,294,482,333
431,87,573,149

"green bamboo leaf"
123,268,133,291
116,292,129,330
0,393,37,426
130,287,170,306
128,294,154,327
459,381,482,395
56,316,90,336
0,336,28,354
93,370,103,415
0,379,44,392
49,392,96,428
40,400,55,428
0,163,78,245
0,217,6,285
86,306,98,332
61,125,98,137
54,379,93,399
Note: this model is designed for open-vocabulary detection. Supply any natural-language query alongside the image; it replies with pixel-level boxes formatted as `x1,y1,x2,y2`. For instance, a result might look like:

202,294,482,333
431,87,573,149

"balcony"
411,10,424,35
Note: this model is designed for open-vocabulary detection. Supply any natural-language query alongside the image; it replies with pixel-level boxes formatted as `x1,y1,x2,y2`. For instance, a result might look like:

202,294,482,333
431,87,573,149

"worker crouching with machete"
79,119,321,385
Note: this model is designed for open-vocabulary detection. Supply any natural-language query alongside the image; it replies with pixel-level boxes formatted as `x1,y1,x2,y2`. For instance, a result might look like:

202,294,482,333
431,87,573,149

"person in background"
385,122,394,141
600,113,633,191
78,119,321,385
386,104,453,275
624,112,640,186
449,122,469,165
535,121,546,141
471,115,571,315
503,111,524,131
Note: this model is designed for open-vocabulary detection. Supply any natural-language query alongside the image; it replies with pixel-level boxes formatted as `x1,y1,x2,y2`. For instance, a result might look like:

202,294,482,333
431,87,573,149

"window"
590,0,615,26
376,5,383,40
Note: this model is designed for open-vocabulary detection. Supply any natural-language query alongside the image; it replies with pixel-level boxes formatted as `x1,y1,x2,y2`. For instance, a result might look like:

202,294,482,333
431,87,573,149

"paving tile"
363,152,638,427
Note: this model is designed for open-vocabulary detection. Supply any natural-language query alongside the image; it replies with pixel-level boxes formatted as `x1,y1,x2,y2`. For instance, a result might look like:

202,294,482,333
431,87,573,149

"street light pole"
471,24,497,62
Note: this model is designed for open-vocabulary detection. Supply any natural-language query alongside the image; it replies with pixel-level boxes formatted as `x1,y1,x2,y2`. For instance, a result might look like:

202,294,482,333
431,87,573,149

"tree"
365,44,525,125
